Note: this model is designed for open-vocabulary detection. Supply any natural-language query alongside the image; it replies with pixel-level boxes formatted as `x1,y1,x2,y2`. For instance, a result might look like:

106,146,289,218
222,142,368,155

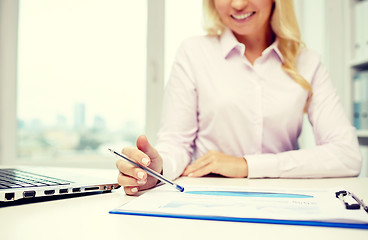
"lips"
231,12,255,20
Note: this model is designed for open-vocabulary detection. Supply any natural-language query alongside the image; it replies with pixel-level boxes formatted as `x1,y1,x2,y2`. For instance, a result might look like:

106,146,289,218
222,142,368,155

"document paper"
110,185,368,228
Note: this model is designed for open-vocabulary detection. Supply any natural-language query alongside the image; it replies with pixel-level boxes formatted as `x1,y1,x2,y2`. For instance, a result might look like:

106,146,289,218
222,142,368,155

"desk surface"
1,167,368,240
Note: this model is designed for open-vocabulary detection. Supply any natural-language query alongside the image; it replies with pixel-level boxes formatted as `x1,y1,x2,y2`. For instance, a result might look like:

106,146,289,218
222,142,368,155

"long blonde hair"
203,0,313,112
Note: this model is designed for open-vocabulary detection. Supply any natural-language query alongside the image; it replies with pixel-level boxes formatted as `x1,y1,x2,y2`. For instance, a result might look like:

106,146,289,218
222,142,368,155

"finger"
116,159,147,180
186,163,214,177
117,172,147,187
136,135,160,163
122,146,151,167
183,156,211,175
123,176,158,195
124,186,140,195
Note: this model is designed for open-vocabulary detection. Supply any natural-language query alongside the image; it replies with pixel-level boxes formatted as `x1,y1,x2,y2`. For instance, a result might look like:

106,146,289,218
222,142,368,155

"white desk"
1,168,367,240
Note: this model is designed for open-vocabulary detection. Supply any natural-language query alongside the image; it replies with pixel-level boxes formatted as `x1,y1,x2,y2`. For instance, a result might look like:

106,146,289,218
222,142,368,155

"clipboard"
110,185,368,230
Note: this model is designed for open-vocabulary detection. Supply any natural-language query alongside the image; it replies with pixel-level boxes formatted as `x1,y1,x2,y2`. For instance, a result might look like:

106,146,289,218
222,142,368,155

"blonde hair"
203,0,313,112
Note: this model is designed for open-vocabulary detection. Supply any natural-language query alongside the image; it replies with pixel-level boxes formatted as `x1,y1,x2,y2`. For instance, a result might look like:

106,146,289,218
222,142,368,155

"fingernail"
188,173,193,177
137,180,146,185
142,157,149,165
137,171,145,180
131,187,138,193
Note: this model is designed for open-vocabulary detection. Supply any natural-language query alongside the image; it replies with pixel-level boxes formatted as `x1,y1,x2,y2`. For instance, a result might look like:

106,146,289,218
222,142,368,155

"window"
17,0,147,164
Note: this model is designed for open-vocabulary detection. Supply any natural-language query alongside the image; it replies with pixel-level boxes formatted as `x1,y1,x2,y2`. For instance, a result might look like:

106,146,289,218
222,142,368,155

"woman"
116,0,361,195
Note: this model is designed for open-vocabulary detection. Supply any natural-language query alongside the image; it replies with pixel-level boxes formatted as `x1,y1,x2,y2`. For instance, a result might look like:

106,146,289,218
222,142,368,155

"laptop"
0,166,120,202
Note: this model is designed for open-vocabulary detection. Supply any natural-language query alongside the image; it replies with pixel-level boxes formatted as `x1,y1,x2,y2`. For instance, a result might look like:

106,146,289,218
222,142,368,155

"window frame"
0,0,18,165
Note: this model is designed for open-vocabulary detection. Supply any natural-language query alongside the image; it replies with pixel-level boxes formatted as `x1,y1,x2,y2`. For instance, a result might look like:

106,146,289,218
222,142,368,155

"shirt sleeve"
155,42,198,180
246,56,362,178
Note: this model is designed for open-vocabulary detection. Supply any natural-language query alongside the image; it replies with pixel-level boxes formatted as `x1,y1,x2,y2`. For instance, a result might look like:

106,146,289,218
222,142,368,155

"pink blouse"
156,28,361,180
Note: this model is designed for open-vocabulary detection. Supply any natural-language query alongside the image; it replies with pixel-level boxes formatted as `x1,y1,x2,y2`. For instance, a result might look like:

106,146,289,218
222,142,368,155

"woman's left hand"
182,150,248,178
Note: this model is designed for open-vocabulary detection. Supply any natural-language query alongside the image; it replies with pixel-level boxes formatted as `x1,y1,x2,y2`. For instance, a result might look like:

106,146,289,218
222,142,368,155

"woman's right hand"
116,135,163,195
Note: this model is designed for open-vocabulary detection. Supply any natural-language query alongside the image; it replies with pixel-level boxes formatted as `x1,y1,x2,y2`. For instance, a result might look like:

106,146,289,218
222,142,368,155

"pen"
108,148,184,192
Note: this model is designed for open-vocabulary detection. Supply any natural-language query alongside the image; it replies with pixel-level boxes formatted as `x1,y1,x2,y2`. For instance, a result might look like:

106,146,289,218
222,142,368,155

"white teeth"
232,12,254,20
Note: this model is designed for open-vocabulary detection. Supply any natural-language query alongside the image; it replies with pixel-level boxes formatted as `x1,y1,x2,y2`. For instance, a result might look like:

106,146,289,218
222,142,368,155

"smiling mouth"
231,12,255,20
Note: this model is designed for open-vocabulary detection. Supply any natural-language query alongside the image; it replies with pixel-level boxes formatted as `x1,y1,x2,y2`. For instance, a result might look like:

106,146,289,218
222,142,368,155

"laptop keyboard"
0,168,72,189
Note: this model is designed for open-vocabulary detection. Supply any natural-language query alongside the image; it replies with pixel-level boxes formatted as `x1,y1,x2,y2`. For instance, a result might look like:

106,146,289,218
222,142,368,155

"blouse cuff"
245,153,280,178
